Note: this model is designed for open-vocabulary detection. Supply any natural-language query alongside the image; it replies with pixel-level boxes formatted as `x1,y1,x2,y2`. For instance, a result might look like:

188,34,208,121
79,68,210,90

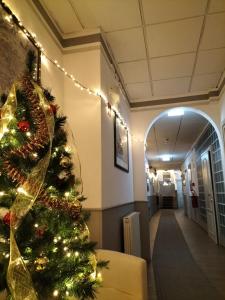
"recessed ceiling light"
168,108,184,117
161,155,171,161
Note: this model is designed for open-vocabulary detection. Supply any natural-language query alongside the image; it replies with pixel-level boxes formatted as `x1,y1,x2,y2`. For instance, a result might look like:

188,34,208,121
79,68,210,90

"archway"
144,106,225,247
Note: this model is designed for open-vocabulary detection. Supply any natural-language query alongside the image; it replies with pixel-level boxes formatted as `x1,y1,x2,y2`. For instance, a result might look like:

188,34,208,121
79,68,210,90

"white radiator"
123,212,141,257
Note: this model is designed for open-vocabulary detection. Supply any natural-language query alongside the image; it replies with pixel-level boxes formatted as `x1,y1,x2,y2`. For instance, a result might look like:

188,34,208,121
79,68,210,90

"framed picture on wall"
0,2,41,104
114,114,129,172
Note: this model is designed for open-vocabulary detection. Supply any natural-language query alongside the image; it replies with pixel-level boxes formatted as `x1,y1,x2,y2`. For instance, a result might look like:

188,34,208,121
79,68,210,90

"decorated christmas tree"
0,52,107,300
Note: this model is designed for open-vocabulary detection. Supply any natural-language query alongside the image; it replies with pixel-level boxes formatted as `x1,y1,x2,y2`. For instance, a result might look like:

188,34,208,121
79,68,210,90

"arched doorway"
144,107,225,247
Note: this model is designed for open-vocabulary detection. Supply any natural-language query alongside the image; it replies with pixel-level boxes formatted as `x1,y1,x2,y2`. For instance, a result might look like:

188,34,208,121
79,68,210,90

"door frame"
201,147,219,244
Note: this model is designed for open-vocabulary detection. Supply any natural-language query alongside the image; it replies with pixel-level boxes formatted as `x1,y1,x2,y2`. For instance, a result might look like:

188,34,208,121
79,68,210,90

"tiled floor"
149,209,225,300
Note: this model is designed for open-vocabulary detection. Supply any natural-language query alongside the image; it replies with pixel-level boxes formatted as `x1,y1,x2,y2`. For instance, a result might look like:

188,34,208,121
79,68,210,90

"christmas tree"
0,52,107,300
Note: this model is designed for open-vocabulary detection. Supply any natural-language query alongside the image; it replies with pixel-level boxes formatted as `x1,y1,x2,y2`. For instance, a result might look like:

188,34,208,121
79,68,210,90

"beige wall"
7,0,64,105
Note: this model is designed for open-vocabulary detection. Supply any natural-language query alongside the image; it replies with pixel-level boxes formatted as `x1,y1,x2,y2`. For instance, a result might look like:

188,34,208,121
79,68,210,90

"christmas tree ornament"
35,227,45,238
17,120,30,132
3,212,11,226
58,170,68,180
60,156,70,167
34,257,49,271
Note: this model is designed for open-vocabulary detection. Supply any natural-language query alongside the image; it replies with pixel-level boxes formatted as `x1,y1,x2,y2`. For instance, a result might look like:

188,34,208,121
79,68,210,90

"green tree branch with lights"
0,51,108,300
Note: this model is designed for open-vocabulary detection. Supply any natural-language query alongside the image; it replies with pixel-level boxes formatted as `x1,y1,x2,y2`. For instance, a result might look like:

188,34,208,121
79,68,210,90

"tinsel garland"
3,76,49,185
2,76,81,219
38,190,81,219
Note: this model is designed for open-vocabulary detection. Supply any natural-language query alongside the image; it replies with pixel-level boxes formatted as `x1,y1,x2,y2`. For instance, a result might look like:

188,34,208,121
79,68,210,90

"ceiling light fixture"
161,155,171,161
168,108,184,117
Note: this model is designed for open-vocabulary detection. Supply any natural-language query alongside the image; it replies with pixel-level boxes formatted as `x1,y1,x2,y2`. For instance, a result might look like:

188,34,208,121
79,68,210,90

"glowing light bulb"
17,187,28,195
66,291,69,296
0,191,5,196
32,153,38,158
64,192,70,197
64,146,71,153
75,251,79,257
66,252,71,257
4,15,12,22
53,237,58,244
90,272,96,279
63,247,68,251
34,223,39,228
53,290,59,297
26,132,31,137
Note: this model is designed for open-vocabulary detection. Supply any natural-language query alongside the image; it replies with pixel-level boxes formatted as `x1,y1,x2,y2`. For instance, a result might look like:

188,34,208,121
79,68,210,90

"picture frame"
114,114,129,172
0,1,41,101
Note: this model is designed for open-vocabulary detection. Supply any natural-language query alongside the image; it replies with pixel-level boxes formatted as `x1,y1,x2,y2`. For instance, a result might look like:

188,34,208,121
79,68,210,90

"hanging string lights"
1,0,144,144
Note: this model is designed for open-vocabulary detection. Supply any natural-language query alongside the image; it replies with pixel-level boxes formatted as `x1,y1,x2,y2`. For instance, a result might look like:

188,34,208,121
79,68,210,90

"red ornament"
18,120,30,132
35,228,45,238
49,104,58,115
3,212,11,226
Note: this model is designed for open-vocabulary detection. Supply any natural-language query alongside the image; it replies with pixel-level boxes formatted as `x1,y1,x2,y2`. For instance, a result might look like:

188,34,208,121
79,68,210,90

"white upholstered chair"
0,250,148,300
95,249,148,300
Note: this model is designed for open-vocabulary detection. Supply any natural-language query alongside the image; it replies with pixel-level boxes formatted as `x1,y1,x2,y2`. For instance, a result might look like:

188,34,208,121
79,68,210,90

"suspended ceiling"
35,0,225,105
146,110,208,170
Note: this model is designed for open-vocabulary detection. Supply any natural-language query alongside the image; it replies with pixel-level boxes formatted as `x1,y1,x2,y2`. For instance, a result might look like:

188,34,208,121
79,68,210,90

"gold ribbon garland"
0,81,54,300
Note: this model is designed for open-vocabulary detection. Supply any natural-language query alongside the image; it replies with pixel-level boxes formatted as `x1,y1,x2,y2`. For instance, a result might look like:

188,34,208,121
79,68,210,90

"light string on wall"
1,1,145,143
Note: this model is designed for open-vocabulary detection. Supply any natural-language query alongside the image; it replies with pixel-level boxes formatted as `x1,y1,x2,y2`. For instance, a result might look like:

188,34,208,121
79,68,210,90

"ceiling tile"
118,60,149,83
195,48,225,74
71,0,141,32
142,0,207,24
200,12,225,50
147,17,203,57
153,77,190,96
208,0,225,13
191,73,221,91
126,82,151,100
106,28,146,63
150,53,196,80
40,0,82,34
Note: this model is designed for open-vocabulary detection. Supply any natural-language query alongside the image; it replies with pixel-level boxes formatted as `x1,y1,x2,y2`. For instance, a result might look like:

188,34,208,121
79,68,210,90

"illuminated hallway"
150,210,225,300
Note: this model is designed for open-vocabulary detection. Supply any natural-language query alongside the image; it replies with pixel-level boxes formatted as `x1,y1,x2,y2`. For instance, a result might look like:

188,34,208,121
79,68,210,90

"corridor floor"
150,210,225,300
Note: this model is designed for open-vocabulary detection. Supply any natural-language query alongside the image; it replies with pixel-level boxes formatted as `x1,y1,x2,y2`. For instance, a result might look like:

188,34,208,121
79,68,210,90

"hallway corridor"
150,210,225,300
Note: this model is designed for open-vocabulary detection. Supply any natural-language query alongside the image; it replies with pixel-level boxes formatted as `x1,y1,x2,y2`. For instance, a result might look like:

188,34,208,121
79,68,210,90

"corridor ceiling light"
168,108,184,117
161,155,171,161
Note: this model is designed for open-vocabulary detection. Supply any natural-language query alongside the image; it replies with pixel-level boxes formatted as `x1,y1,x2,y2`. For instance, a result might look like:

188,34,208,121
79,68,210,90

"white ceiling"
146,110,208,170
40,0,225,103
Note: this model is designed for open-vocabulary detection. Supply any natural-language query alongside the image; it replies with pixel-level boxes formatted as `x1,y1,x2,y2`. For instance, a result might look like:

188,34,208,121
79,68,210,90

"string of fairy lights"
0,0,144,144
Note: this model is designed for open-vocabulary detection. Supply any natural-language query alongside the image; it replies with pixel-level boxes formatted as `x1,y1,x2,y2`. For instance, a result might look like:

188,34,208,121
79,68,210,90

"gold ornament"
60,156,70,167
34,257,49,271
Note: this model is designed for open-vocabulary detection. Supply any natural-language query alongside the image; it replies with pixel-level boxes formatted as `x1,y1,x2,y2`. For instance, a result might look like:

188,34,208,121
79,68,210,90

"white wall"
100,50,134,208
63,46,102,209
7,0,64,105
